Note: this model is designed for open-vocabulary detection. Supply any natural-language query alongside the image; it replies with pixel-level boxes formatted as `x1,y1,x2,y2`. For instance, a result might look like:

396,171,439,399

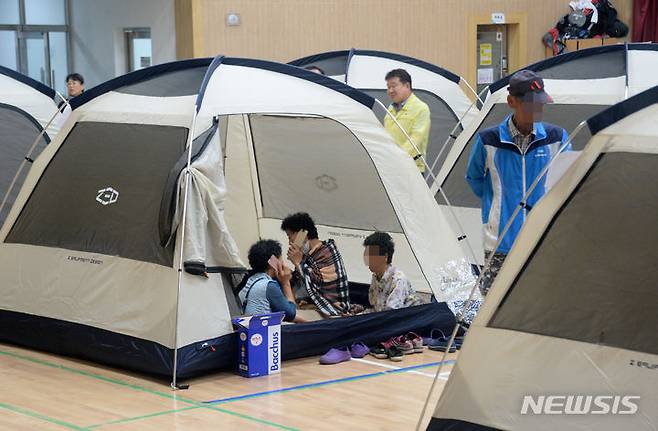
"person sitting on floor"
239,239,306,323
281,212,350,317
363,231,421,312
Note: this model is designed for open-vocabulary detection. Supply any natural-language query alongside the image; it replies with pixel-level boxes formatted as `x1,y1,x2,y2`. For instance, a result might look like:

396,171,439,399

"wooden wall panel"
178,0,633,85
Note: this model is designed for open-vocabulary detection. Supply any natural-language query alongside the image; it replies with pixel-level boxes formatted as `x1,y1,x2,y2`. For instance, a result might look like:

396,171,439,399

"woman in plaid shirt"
281,213,350,317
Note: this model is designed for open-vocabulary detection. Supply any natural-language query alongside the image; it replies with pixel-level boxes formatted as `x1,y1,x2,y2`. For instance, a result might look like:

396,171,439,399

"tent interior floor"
0,342,456,430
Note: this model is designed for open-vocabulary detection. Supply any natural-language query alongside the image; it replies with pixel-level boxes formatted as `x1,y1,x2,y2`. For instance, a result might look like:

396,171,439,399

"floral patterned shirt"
369,265,420,312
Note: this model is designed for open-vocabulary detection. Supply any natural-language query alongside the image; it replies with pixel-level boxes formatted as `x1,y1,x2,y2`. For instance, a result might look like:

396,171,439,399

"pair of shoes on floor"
370,332,424,362
390,332,424,354
370,340,404,362
423,329,464,353
319,342,370,365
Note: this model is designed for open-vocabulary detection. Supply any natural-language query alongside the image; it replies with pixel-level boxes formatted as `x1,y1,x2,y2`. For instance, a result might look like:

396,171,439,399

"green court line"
86,406,200,429
0,402,89,431
83,359,451,429
0,349,298,431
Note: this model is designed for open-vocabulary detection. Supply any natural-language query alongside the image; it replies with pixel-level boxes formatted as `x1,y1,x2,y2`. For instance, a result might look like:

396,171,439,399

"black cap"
508,70,552,103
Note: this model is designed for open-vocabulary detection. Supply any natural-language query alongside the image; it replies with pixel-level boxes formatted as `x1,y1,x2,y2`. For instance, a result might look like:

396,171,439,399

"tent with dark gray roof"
426,85,658,431
0,56,472,379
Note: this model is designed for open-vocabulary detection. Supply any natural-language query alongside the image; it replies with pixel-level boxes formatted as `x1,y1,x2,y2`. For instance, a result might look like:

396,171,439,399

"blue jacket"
465,115,570,254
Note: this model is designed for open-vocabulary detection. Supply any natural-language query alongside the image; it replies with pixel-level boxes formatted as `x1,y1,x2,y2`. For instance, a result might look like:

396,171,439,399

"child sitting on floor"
363,232,422,312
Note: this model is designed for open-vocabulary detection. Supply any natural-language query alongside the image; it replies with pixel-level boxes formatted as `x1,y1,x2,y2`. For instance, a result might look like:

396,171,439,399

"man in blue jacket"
466,70,570,295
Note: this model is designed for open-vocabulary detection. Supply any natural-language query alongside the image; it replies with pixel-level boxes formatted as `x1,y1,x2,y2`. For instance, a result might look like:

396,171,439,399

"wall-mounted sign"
477,68,494,85
480,43,493,66
491,12,506,24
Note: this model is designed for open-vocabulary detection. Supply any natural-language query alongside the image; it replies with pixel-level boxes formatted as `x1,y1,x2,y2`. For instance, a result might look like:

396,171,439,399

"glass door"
19,30,49,85
125,28,152,72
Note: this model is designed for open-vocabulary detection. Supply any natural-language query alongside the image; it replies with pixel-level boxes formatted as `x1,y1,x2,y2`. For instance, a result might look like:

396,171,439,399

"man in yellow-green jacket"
383,69,431,172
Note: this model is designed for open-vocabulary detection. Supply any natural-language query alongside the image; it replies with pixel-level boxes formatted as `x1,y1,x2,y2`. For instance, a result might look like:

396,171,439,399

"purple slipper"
350,342,370,358
319,347,351,365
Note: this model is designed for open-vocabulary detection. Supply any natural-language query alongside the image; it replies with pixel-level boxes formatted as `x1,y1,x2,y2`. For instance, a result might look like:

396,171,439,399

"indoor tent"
290,49,479,179
427,85,658,431
0,57,473,379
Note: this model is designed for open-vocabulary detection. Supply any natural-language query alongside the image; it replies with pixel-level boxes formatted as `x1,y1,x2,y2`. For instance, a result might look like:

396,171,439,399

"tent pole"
414,120,588,431
375,98,480,270
460,78,485,107
171,105,198,391
624,42,629,100
426,85,490,187
0,98,65,219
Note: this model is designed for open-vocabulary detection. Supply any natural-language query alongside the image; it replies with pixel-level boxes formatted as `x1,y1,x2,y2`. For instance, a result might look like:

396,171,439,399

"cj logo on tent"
315,174,338,192
96,187,119,206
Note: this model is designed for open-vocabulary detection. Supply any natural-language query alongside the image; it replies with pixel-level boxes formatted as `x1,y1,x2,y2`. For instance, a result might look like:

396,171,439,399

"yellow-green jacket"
384,93,431,172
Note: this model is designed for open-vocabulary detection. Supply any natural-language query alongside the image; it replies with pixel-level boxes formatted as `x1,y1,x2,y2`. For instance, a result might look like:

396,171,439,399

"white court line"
352,357,451,380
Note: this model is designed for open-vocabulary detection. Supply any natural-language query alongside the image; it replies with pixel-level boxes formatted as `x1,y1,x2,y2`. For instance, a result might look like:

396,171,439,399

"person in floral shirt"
363,231,422,312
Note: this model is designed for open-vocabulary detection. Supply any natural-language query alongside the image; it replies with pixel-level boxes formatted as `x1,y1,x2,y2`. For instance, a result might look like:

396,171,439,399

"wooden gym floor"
0,342,457,430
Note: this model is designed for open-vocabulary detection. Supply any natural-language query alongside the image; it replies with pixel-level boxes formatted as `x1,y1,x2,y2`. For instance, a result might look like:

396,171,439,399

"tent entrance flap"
159,118,219,246
6,122,188,266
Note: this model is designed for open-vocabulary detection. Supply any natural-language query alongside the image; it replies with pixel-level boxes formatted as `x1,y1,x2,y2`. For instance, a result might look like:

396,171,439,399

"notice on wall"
480,43,493,66
491,12,506,24
477,68,494,85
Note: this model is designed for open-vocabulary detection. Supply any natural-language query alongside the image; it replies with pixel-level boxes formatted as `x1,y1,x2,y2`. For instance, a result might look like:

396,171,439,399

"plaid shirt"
508,116,536,154
300,239,350,316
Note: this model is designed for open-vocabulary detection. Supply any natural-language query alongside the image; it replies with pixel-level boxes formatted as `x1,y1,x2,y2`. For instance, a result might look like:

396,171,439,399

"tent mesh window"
292,53,349,77
0,104,49,226
248,114,403,233
490,152,658,355
438,103,608,208
364,89,462,181
6,121,188,267
115,67,208,97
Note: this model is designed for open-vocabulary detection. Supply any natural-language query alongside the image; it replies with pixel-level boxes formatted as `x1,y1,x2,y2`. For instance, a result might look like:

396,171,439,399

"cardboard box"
232,312,284,378
548,38,618,58
602,37,622,46
564,39,581,53
578,38,603,50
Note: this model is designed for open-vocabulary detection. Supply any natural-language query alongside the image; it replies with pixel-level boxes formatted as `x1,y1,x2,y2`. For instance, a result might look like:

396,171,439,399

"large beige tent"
427,85,658,431
0,57,472,380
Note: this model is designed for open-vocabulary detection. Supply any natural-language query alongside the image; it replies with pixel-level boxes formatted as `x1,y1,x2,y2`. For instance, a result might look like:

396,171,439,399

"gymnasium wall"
176,0,633,86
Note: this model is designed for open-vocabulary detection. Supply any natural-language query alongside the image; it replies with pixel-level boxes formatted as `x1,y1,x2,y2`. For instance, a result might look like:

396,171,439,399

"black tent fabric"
0,302,455,379
427,418,501,431
282,302,456,360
